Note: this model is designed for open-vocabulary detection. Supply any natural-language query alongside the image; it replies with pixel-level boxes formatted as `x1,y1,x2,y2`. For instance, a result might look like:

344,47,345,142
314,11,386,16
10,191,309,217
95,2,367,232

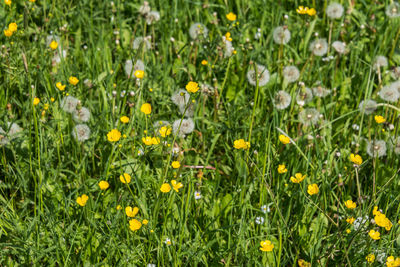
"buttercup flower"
125,206,139,217
233,139,250,149
298,259,311,267
366,254,375,263
134,70,144,79
368,229,380,240
33,97,40,105
69,76,79,85
160,183,171,193
226,12,237,21
76,194,89,207
349,153,362,165
8,22,17,33
142,136,153,145
346,217,355,224
142,219,149,225
374,115,385,124
140,103,152,114
171,161,180,169
290,173,305,183
129,219,142,231
186,81,199,93
151,137,160,145
98,181,109,190
4,29,12,37
56,82,66,91
307,184,319,195
345,200,357,209
277,164,288,174
279,134,290,144
201,60,208,65
120,173,131,184
107,129,121,142
259,240,274,252
171,180,183,192
49,40,58,50
5,0,11,6
159,126,171,137
386,256,400,267
120,116,130,124
296,6,309,14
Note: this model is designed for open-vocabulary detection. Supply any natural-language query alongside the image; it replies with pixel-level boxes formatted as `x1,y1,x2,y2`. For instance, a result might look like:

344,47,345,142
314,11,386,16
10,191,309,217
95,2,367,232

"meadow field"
1,0,400,266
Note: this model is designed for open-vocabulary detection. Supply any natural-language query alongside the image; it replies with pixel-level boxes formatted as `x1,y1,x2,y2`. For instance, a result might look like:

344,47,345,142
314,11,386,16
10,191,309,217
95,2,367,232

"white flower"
309,39,328,56
61,96,79,113
326,3,344,19
353,216,368,231
189,23,208,40
247,64,270,86
255,216,264,224
272,26,291,45
223,39,234,58
137,149,144,156
312,86,331,98
164,238,172,245
194,191,202,200
373,55,388,70
261,205,270,214
72,107,91,122
71,124,91,142
52,50,67,65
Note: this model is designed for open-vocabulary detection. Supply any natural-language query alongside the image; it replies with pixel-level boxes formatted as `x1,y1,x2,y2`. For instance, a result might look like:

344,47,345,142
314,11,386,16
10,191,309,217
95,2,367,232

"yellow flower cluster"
259,240,274,252
4,22,17,37
160,180,183,193
345,200,356,209
76,194,89,207
159,126,171,137
374,115,386,124
373,206,392,231
349,153,362,165
368,229,380,240
142,136,160,145
279,134,290,145
290,173,305,183
296,6,316,16
386,256,400,267
233,139,250,149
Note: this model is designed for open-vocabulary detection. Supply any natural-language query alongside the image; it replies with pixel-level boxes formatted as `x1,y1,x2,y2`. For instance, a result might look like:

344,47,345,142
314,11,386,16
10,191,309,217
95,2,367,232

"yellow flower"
277,164,288,174
56,82,66,91
151,137,160,145
374,211,392,231
171,180,183,192
226,12,237,21
349,153,362,165
4,29,12,37
69,76,79,85
366,254,375,263
33,97,40,105
160,183,171,193
374,115,386,124
368,229,380,240
201,60,208,65
185,81,199,93
134,70,144,79
290,173,305,183
225,32,232,42
142,219,149,225
296,6,309,14
346,229,351,233
307,184,319,195
346,217,355,224
43,104,49,110
140,103,152,114
98,181,109,190
49,40,58,50
279,134,290,145
259,240,274,252
4,0,11,6
8,23,17,33
298,259,311,267
107,129,121,142
307,8,316,16
345,200,357,209
386,256,400,267
159,126,171,137
120,173,131,184
129,219,142,231
76,194,89,207
120,116,130,124
29,0,35,2
233,139,250,149
171,161,180,169
125,206,139,217
142,136,153,145
50,97,55,102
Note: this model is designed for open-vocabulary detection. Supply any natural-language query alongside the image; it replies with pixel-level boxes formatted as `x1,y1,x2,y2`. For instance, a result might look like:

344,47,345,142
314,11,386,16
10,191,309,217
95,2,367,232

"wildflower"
120,173,131,184
164,238,172,245
392,136,400,155
386,256,400,267
171,180,183,192
349,153,362,165
120,116,130,124
159,126,171,137
290,173,306,183
172,118,195,137
189,23,208,40
116,205,122,210
7,123,22,139
346,229,351,233
223,38,234,57
142,136,153,145
186,81,199,93
390,81,400,94
298,259,311,267
386,3,400,18
277,164,288,174
8,22,17,33
68,76,79,85
151,136,160,145
374,56,388,70
72,124,91,142
259,240,274,252
4,29,12,37
133,36,151,50
272,26,291,45
366,140,387,158
146,11,160,25
61,96,79,113
279,134,290,145
225,32,232,42
273,90,291,110
140,103,152,114
247,64,270,86
171,161,180,169
366,254,375,263
76,194,89,207
296,6,309,14
326,3,344,19
98,181,109,190
359,100,377,115
56,82,66,91
374,115,386,124
142,219,149,225
134,70,144,79
125,206,139,217
353,216,369,230
194,191,202,200
307,8,316,16
201,60,208,65
226,12,237,21
298,108,320,126
378,85,400,103
255,216,265,224
368,229,380,240
373,207,393,231
312,86,331,98
346,217,355,224
4,0,11,6
345,200,357,209
307,184,319,195
171,89,190,107
283,66,300,83
129,219,142,231
233,139,250,149
310,39,328,57
72,107,91,122
107,129,121,142
160,183,171,193
49,40,58,50
33,97,40,105
332,41,347,54
124,59,145,77
296,87,313,106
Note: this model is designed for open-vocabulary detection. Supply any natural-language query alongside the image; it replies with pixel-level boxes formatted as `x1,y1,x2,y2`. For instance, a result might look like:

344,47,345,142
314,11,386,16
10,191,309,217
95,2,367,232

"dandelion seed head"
272,26,291,45
61,96,79,113
373,55,388,70
378,84,400,102
326,3,344,19
133,36,151,50
72,124,91,142
52,50,67,65
391,66,400,79
298,108,320,126
0,127,9,146
386,2,400,18
173,118,195,137
146,11,160,25
283,66,300,83
247,64,270,86
367,139,387,158
358,100,377,115
171,89,190,107
390,80,400,93
72,107,91,122
332,41,347,54
273,90,291,110
296,87,313,106
391,136,400,154
309,38,328,56
179,102,195,117
312,86,331,98
189,23,208,40
125,59,145,77
223,39,234,58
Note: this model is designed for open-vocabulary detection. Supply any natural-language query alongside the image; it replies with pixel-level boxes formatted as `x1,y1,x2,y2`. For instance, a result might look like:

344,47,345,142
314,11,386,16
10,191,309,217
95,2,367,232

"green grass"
1,0,400,266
